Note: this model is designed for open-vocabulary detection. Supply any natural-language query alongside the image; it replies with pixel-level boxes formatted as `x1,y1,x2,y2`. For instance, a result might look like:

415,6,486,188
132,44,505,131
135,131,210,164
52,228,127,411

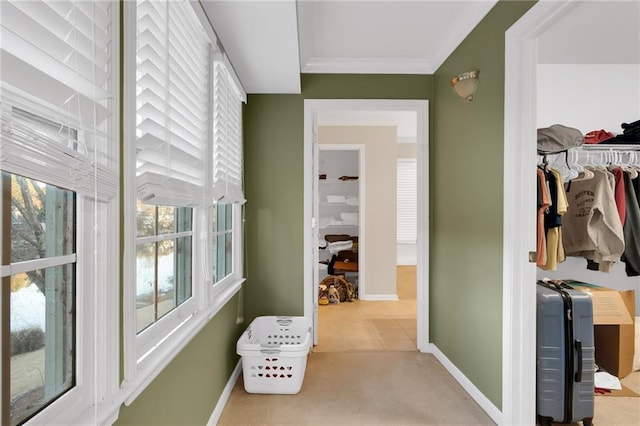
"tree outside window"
2,173,76,425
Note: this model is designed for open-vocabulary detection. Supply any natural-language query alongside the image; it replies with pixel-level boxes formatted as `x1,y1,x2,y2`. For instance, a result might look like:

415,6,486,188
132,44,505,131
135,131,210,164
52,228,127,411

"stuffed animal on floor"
319,275,355,302
327,285,340,304
318,284,330,305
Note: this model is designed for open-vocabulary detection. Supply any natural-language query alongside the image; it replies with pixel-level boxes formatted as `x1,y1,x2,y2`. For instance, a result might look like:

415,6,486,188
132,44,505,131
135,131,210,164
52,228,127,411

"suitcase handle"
538,278,573,290
574,340,582,382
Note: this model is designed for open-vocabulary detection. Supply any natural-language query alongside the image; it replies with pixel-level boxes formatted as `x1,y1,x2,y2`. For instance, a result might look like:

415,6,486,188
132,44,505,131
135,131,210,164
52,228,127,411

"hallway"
218,351,494,425
218,267,495,425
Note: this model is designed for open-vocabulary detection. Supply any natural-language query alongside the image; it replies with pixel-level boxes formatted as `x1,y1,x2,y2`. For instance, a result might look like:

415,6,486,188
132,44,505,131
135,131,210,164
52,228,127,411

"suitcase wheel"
537,415,552,426
583,418,593,426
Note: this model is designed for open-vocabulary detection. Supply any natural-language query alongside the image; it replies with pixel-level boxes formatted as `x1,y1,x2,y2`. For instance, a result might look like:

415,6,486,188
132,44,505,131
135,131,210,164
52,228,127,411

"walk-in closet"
534,1,640,423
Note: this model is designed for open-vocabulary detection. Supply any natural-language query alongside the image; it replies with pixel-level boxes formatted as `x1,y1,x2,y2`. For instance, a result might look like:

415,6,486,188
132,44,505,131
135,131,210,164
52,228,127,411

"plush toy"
327,285,340,304
319,275,355,302
318,284,330,305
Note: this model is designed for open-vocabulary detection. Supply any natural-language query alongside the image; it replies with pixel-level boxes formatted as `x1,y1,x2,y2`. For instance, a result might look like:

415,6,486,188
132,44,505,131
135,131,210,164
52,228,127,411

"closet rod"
577,144,640,151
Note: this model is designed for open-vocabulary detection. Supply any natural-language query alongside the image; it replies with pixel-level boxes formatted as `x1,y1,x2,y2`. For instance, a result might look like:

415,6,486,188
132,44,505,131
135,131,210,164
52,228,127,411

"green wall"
243,76,433,322
116,1,538,420
243,95,305,319
431,0,535,408
115,295,244,425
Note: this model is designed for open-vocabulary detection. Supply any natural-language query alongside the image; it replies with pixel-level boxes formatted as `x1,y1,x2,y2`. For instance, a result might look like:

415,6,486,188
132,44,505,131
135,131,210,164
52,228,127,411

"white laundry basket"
237,316,312,394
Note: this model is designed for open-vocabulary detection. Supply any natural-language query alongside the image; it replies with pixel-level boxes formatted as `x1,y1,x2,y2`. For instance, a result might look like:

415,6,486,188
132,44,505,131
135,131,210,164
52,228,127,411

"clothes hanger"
572,150,594,181
622,151,639,179
563,150,579,181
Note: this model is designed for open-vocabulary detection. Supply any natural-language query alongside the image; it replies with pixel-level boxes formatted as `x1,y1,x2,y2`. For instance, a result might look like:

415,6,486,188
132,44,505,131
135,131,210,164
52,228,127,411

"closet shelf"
319,202,359,206
319,178,359,183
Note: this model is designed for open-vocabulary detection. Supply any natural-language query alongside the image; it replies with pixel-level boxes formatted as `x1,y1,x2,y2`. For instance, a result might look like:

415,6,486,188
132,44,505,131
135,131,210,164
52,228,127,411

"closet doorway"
504,2,640,424
303,99,429,351
317,146,363,298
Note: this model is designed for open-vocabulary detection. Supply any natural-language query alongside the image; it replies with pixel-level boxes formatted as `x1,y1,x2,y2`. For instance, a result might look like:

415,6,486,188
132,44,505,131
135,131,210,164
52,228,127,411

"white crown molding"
429,0,498,72
301,57,433,75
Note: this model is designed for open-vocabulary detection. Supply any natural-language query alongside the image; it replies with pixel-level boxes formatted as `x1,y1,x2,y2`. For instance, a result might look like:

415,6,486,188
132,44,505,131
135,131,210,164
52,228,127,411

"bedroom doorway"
303,99,429,352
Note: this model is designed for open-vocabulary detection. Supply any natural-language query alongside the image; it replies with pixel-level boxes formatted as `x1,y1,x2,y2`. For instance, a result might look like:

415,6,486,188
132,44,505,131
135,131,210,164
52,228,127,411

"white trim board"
429,344,502,425
502,1,581,425
303,99,429,353
207,360,243,425
302,57,432,75
361,294,399,301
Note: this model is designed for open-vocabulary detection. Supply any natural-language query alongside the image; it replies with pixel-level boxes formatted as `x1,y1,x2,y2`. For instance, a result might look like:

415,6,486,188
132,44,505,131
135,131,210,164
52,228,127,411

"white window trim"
210,204,244,305
11,1,121,423
121,1,245,406
35,197,121,426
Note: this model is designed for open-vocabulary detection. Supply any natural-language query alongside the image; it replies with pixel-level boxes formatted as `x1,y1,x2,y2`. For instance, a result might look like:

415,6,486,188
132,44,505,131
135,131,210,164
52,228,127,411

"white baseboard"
207,359,242,426
360,294,399,301
429,343,502,425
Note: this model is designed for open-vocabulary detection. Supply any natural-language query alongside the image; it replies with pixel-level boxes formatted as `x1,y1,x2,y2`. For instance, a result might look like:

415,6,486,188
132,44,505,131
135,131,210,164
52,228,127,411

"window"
397,159,417,243
213,203,233,283
131,0,208,361
136,202,193,333
0,1,119,423
123,0,246,402
2,174,76,425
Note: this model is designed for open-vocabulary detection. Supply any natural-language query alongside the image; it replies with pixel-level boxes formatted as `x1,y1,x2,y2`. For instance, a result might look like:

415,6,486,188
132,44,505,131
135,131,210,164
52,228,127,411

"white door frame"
502,1,581,424
303,99,429,351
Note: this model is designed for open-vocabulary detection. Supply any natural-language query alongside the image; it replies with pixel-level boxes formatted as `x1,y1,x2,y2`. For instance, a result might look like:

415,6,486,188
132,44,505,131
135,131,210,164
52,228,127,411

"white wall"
537,64,640,134
397,244,416,265
536,63,640,310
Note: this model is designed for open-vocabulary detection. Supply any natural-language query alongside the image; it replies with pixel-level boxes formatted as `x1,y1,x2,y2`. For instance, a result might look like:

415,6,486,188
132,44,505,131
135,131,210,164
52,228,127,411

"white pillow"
634,317,640,371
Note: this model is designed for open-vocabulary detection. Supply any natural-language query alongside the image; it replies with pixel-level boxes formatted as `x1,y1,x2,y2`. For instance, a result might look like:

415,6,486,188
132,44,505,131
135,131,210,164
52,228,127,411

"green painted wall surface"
115,295,244,425
244,95,305,320
243,76,433,323
431,0,536,408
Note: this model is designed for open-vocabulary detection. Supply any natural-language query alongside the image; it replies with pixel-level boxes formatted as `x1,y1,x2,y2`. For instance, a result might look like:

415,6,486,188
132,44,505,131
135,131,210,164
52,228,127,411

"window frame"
122,0,245,405
209,203,243,306
134,204,198,359
0,1,121,424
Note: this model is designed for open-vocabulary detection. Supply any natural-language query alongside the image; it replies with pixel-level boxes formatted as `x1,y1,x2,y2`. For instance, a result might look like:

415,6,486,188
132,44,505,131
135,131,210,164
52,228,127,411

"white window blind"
135,0,209,207
0,0,117,200
397,159,417,243
212,58,245,204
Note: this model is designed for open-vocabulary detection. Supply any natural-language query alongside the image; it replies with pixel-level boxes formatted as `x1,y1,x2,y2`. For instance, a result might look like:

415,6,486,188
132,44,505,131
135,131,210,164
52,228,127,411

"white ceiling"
200,0,497,94
199,1,640,141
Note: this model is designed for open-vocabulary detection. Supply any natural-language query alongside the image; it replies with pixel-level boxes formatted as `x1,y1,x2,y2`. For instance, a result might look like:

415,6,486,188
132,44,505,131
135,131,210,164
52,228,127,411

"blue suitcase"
537,280,594,426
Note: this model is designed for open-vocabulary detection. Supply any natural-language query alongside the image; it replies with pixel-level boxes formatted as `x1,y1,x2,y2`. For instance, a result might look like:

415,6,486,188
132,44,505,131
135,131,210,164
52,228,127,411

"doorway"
504,1,640,424
303,99,429,351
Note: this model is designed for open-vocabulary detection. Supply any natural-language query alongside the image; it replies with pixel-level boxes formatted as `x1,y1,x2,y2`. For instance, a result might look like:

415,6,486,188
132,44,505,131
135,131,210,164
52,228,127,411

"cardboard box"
563,280,635,378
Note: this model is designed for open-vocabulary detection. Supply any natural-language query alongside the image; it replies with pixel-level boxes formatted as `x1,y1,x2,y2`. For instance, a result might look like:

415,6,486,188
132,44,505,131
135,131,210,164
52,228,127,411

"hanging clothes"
540,168,568,270
536,167,551,267
621,171,640,276
535,165,569,271
611,166,626,226
562,167,625,272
